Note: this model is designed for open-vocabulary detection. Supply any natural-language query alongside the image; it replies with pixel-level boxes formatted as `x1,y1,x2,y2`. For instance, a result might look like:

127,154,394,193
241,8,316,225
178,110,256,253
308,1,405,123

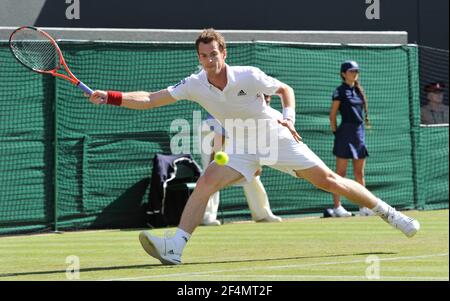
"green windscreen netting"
0,41,447,235
417,126,449,210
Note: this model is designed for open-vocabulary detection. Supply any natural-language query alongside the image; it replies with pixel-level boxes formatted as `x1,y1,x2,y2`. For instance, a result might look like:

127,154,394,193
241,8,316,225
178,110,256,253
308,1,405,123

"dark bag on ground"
146,153,202,228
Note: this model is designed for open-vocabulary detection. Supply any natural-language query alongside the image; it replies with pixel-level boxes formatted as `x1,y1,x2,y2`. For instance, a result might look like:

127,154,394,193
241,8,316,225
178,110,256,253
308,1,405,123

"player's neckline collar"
203,64,235,92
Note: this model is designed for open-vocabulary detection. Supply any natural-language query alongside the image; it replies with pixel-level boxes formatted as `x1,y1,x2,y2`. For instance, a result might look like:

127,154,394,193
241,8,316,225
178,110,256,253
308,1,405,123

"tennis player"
88,29,420,265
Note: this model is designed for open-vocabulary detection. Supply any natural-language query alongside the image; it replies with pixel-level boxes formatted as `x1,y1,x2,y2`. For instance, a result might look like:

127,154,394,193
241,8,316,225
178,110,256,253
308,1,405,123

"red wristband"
106,91,123,106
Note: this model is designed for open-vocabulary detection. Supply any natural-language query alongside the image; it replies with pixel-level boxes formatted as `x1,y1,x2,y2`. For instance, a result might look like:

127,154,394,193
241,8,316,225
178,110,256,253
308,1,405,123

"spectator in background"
421,82,449,124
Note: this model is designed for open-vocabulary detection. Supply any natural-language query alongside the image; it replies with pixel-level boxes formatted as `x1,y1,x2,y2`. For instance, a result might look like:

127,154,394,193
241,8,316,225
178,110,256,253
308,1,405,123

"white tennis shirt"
167,65,293,149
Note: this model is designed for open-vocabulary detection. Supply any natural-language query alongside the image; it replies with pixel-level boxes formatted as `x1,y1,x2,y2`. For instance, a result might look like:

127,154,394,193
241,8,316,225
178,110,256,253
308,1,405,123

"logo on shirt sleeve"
173,79,187,89
332,89,340,99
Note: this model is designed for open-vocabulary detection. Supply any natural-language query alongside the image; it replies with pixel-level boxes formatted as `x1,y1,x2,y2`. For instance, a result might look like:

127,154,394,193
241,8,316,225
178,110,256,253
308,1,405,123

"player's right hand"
88,90,107,104
277,119,302,143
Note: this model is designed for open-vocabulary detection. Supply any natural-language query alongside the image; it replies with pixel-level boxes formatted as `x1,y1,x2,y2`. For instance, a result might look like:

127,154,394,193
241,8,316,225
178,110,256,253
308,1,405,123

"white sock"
371,199,391,216
172,228,191,252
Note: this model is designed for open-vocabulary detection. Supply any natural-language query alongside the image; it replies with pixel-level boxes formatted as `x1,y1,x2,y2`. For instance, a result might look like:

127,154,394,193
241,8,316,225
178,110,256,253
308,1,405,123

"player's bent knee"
196,174,221,194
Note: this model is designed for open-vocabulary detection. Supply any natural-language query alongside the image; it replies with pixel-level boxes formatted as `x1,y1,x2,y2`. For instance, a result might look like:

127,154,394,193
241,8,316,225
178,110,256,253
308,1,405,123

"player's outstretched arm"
88,89,176,110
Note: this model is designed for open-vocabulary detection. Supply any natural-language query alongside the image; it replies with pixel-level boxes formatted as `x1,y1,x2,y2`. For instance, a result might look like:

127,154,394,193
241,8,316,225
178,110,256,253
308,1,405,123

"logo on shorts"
238,90,247,96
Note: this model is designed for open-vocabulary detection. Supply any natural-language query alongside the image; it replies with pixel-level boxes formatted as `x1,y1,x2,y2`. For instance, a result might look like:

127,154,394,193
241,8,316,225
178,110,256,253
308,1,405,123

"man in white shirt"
89,28,420,265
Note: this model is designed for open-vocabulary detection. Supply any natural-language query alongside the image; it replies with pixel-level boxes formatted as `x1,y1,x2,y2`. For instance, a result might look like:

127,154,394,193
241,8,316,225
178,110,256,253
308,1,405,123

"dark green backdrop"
0,42,447,234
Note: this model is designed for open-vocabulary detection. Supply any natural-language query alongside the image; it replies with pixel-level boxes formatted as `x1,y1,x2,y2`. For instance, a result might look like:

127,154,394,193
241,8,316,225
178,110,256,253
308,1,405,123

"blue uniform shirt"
332,83,364,125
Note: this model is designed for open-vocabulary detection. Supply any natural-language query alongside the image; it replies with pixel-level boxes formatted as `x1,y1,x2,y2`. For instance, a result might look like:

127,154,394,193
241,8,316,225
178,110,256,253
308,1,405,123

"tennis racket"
9,26,93,95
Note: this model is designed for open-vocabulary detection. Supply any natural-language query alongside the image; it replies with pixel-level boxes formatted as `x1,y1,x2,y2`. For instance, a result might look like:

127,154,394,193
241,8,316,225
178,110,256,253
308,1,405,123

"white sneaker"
359,207,376,216
256,214,282,223
138,231,182,265
380,208,420,238
333,205,352,217
323,208,336,218
202,219,221,226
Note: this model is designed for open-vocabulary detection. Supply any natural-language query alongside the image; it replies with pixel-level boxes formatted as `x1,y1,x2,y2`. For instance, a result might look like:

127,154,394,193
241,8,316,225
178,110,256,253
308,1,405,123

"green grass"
0,210,448,281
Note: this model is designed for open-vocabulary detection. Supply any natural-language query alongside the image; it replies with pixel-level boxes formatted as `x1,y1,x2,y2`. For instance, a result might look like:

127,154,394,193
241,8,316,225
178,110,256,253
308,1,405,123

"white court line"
164,274,449,281
102,253,449,281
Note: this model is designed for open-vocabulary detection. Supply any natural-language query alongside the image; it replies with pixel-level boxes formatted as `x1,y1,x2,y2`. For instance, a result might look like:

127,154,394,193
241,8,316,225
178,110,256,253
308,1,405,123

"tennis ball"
214,151,229,166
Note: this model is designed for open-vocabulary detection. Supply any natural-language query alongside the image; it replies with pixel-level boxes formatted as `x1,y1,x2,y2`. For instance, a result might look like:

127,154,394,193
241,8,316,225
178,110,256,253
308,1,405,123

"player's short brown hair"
195,28,226,54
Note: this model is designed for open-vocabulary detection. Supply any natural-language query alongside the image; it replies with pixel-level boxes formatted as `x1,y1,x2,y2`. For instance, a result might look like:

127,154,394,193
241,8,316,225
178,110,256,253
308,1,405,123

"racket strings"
10,29,59,71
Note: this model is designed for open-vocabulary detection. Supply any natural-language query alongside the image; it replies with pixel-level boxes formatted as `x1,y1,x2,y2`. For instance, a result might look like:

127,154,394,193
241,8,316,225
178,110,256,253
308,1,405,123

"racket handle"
77,81,93,95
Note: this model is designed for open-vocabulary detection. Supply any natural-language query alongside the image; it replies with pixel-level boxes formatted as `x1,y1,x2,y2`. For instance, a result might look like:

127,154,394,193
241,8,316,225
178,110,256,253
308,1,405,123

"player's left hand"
277,119,302,143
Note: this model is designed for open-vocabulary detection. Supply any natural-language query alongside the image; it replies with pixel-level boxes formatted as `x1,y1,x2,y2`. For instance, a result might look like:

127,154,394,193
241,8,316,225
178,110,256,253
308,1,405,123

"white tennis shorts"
224,135,327,183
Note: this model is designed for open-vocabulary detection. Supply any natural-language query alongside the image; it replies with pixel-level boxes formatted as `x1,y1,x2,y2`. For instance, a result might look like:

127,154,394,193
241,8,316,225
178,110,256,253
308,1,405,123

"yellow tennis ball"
214,151,229,166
